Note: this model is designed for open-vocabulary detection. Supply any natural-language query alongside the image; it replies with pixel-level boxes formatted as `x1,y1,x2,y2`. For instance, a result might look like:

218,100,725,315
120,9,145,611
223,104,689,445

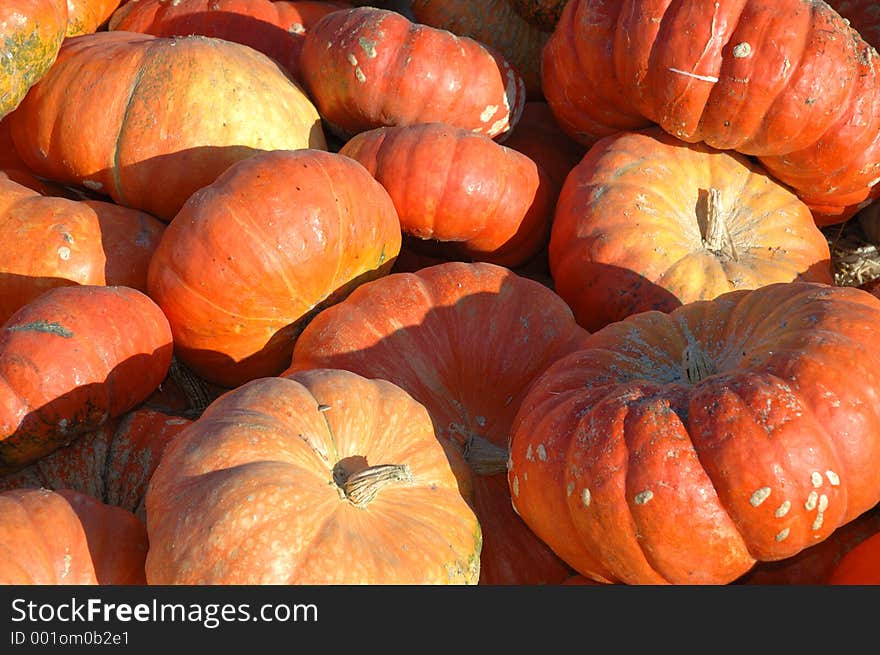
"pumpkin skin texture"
827,0,880,50
66,0,123,34
55,489,149,585
286,261,588,585
146,148,401,389
8,31,327,221
0,285,173,475
298,6,527,141
410,0,550,99
145,368,482,584
0,488,98,584
542,0,880,225
509,281,880,585
828,527,880,584
0,172,165,325
338,122,555,267
108,0,351,82
550,127,834,333
0,0,68,120
0,408,192,521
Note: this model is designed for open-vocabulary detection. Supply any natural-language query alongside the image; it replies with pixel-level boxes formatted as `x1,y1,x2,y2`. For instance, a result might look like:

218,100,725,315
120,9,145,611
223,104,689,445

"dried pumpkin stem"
701,187,738,261
343,464,413,507
168,356,214,417
462,434,509,476
682,342,716,384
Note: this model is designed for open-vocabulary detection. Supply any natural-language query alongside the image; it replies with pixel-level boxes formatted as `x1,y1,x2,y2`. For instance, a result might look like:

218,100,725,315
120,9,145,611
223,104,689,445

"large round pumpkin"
542,0,880,225
0,172,165,324
107,0,351,82
0,284,173,474
550,127,834,332
509,281,880,584
0,0,68,120
145,368,482,584
298,6,527,141
286,261,587,584
338,122,554,267
146,148,401,388
8,30,326,220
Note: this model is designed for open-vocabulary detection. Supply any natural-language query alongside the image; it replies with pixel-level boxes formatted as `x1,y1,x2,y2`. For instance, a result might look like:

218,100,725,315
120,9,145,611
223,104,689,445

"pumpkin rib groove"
111,51,151,209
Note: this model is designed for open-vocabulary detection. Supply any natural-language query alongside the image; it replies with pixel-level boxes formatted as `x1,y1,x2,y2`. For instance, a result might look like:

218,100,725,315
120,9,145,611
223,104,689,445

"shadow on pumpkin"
277,274,586,585
0,343,175,477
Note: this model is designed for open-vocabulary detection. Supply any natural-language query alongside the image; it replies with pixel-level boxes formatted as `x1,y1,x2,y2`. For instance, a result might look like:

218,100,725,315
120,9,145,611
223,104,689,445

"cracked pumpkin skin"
0,0,68,119
145,369,482,585
509,281,880,585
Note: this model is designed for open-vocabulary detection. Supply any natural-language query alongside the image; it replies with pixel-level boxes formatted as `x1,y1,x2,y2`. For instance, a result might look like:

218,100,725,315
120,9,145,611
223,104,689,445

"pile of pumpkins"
1,0,880,586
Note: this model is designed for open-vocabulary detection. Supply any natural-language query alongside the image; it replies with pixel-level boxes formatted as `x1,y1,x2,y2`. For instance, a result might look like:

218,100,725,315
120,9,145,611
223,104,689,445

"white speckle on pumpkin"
58,246,70,260
525,444,534,461
488,117,509,137
536,444,547,462
775,500,791,517
732,42,752,58
288,23,305,35
82,179,103,191
634,490,654,505
811,472,823,488
512,475,519,497
581,488,591,507
775,528,790,542
826,470,840,486
566,481,574,497
812,513,824,531
805,490,818,511
61,550,72,579
358,37,377,58
480,105,498,122
355,67,366,83
749,487,771,507
347,53,358,66
818,494,829,513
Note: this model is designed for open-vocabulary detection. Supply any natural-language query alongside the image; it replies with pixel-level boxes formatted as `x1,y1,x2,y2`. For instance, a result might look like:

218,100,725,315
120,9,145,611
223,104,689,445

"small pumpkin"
0,284,173,474
338,122,554,267
146,148,401,388
509,281,880,584
9,30,326,220
286,261,588,585
550,127,833,332
298,6,527,141
145,368,482,584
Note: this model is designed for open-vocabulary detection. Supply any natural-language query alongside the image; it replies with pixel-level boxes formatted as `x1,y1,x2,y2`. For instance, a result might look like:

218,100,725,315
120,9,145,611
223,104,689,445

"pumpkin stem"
340,464,413,507
462,434,509,476
168,356,214,418
701,187,738,261
682,342,716,384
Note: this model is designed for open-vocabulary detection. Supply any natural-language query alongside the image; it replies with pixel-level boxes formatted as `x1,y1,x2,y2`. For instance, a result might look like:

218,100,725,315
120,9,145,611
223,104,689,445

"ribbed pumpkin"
0,487,147,585
298,6,527,140
0,172,165,324
0,0,68,119
0,285,173,474
509,281,880,584
8,30,326,220
550,127,833,332
146,148,401,389
66,0,123,34
338,122,554,267
410,0,550,99
108,0,351,82
145,368,482,584
0,408,191,520
542,0,880,225
286,262,587,585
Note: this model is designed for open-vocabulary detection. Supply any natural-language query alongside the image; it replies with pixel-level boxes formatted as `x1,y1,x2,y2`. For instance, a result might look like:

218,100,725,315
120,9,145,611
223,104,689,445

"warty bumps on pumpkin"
7,30,327,221
542,0,880,225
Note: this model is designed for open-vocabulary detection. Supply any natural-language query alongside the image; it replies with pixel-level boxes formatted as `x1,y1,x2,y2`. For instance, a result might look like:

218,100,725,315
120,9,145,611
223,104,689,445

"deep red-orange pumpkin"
8,30,326,220
66,0,124,34
146,148,401,388
338,122,554,267
509,281,880,584
108,0,351,82
0,172,165,324
298,6,527,140
145,368,482,584
0,284,173,474
542,0,880,225
0,0,68,119
286,261,587,584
